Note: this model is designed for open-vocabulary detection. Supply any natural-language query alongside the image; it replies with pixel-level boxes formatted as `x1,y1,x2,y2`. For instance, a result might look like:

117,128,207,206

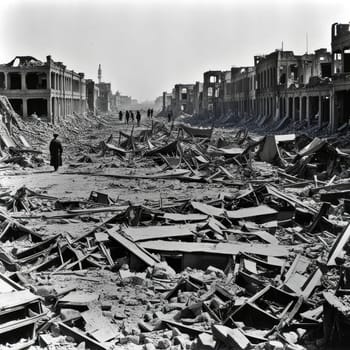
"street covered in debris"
1,95,350,350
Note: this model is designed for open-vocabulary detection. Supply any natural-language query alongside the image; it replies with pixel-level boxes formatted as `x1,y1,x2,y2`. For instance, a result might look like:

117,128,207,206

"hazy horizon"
1,0,350,102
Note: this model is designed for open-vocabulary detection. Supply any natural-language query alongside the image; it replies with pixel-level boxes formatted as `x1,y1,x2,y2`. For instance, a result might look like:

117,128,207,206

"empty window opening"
334,53,342,61
344,49,350,72
208,87,213,97
209,76,217,83
27,98,48,117
321,63,332,78
215,89,219,97
181,88,188,100
26,72,47,89
9,99,23,115
180,104,186,111
8,73,21,89
72,79,80,92
0,73,5,88
290,65,298,81
51,72,55,89
280,73,286,84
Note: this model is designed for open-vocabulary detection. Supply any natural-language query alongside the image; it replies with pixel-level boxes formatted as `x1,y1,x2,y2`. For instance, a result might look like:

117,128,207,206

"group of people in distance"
118,108,154,127
118,110,141,126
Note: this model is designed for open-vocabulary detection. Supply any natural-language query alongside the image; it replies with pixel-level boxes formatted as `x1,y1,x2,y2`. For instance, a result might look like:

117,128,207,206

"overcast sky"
1,0,350,101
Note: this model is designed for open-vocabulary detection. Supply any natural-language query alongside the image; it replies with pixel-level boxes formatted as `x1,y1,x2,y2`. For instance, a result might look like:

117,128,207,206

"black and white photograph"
1,0,350,348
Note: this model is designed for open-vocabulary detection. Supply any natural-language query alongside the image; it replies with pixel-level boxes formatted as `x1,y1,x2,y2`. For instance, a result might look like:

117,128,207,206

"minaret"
98,64,102,84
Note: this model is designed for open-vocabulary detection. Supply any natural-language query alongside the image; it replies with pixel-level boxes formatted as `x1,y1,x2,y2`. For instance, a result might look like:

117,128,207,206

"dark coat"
49,138,63,168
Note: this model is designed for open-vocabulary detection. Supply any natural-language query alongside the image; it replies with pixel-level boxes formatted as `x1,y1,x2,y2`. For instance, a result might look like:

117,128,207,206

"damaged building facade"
85,79,99,114
172,84,195,116
0,56,87,123
164,22,350,133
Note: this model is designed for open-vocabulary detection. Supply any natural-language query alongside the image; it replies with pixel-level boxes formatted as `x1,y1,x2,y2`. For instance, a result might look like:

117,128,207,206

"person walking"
119,110,123,121
167,111,172,123
125,111,130,124
49,133,63,172
136,110,141,127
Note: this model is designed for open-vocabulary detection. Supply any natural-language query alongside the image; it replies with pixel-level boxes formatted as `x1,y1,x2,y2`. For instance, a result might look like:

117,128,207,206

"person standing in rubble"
167,110,172,123
150,109,154,119
125,110,130,124
130,111,135,124
49,133,63,172
147,108,150,119
119,110,123,121
136,110,141,127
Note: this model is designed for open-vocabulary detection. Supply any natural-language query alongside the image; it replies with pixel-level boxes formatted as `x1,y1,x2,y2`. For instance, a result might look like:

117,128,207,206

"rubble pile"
1,112,350,349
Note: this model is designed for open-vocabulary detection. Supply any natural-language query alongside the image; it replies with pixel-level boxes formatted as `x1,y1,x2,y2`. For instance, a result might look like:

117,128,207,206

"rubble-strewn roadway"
1,110,350,350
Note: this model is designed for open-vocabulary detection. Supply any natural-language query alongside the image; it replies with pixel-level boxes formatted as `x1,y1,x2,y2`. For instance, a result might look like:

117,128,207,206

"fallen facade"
0,56,87,123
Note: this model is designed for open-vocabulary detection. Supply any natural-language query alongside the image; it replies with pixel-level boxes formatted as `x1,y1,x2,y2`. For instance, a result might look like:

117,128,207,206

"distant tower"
98,64,102,84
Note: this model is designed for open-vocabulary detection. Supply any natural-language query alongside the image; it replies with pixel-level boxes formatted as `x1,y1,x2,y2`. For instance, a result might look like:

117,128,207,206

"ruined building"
231,66,256,118
202,71,224,117
193,82,203,115
172,84,195,116
0,56,86,123
85,79,99,114
164,21,350,133
162,91,172,113
96,65,112,113
97,82,112,112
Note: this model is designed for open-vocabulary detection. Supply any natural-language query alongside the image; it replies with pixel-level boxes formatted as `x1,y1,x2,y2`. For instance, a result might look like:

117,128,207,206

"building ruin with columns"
162,22,350,134
0,55,86,123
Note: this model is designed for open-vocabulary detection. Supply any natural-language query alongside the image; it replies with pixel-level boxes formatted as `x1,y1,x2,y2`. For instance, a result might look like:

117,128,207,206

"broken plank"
122,224,197,242
140,240,289,257
108,226,159,266
58,322,109,350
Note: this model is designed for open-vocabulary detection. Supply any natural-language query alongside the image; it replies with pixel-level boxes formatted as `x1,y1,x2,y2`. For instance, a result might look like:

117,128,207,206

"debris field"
1,104,350,350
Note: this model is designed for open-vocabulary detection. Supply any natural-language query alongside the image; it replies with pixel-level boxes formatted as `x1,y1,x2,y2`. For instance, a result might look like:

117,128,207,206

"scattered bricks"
174,334,190,349
172,327,183,337
60,308,81,321
158,338,172,349
226,328,250,350
266,340,285,350
102,311,113,318
101,301,112,311
138,320,154,332
163,330,174,339
144,312,153,322
127,335,141,345
144,343,157,350
205,266,225,278
197,333,216,350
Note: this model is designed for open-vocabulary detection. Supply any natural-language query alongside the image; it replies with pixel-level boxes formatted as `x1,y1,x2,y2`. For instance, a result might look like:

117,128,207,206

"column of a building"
47,98,52,123
285,97,289,119
291,97,295,121
4,72,8,89
299,96,303,121
329,92,335,133
22,98,28,117
306,96,310,126
318,94,322,128
21,73,26,90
